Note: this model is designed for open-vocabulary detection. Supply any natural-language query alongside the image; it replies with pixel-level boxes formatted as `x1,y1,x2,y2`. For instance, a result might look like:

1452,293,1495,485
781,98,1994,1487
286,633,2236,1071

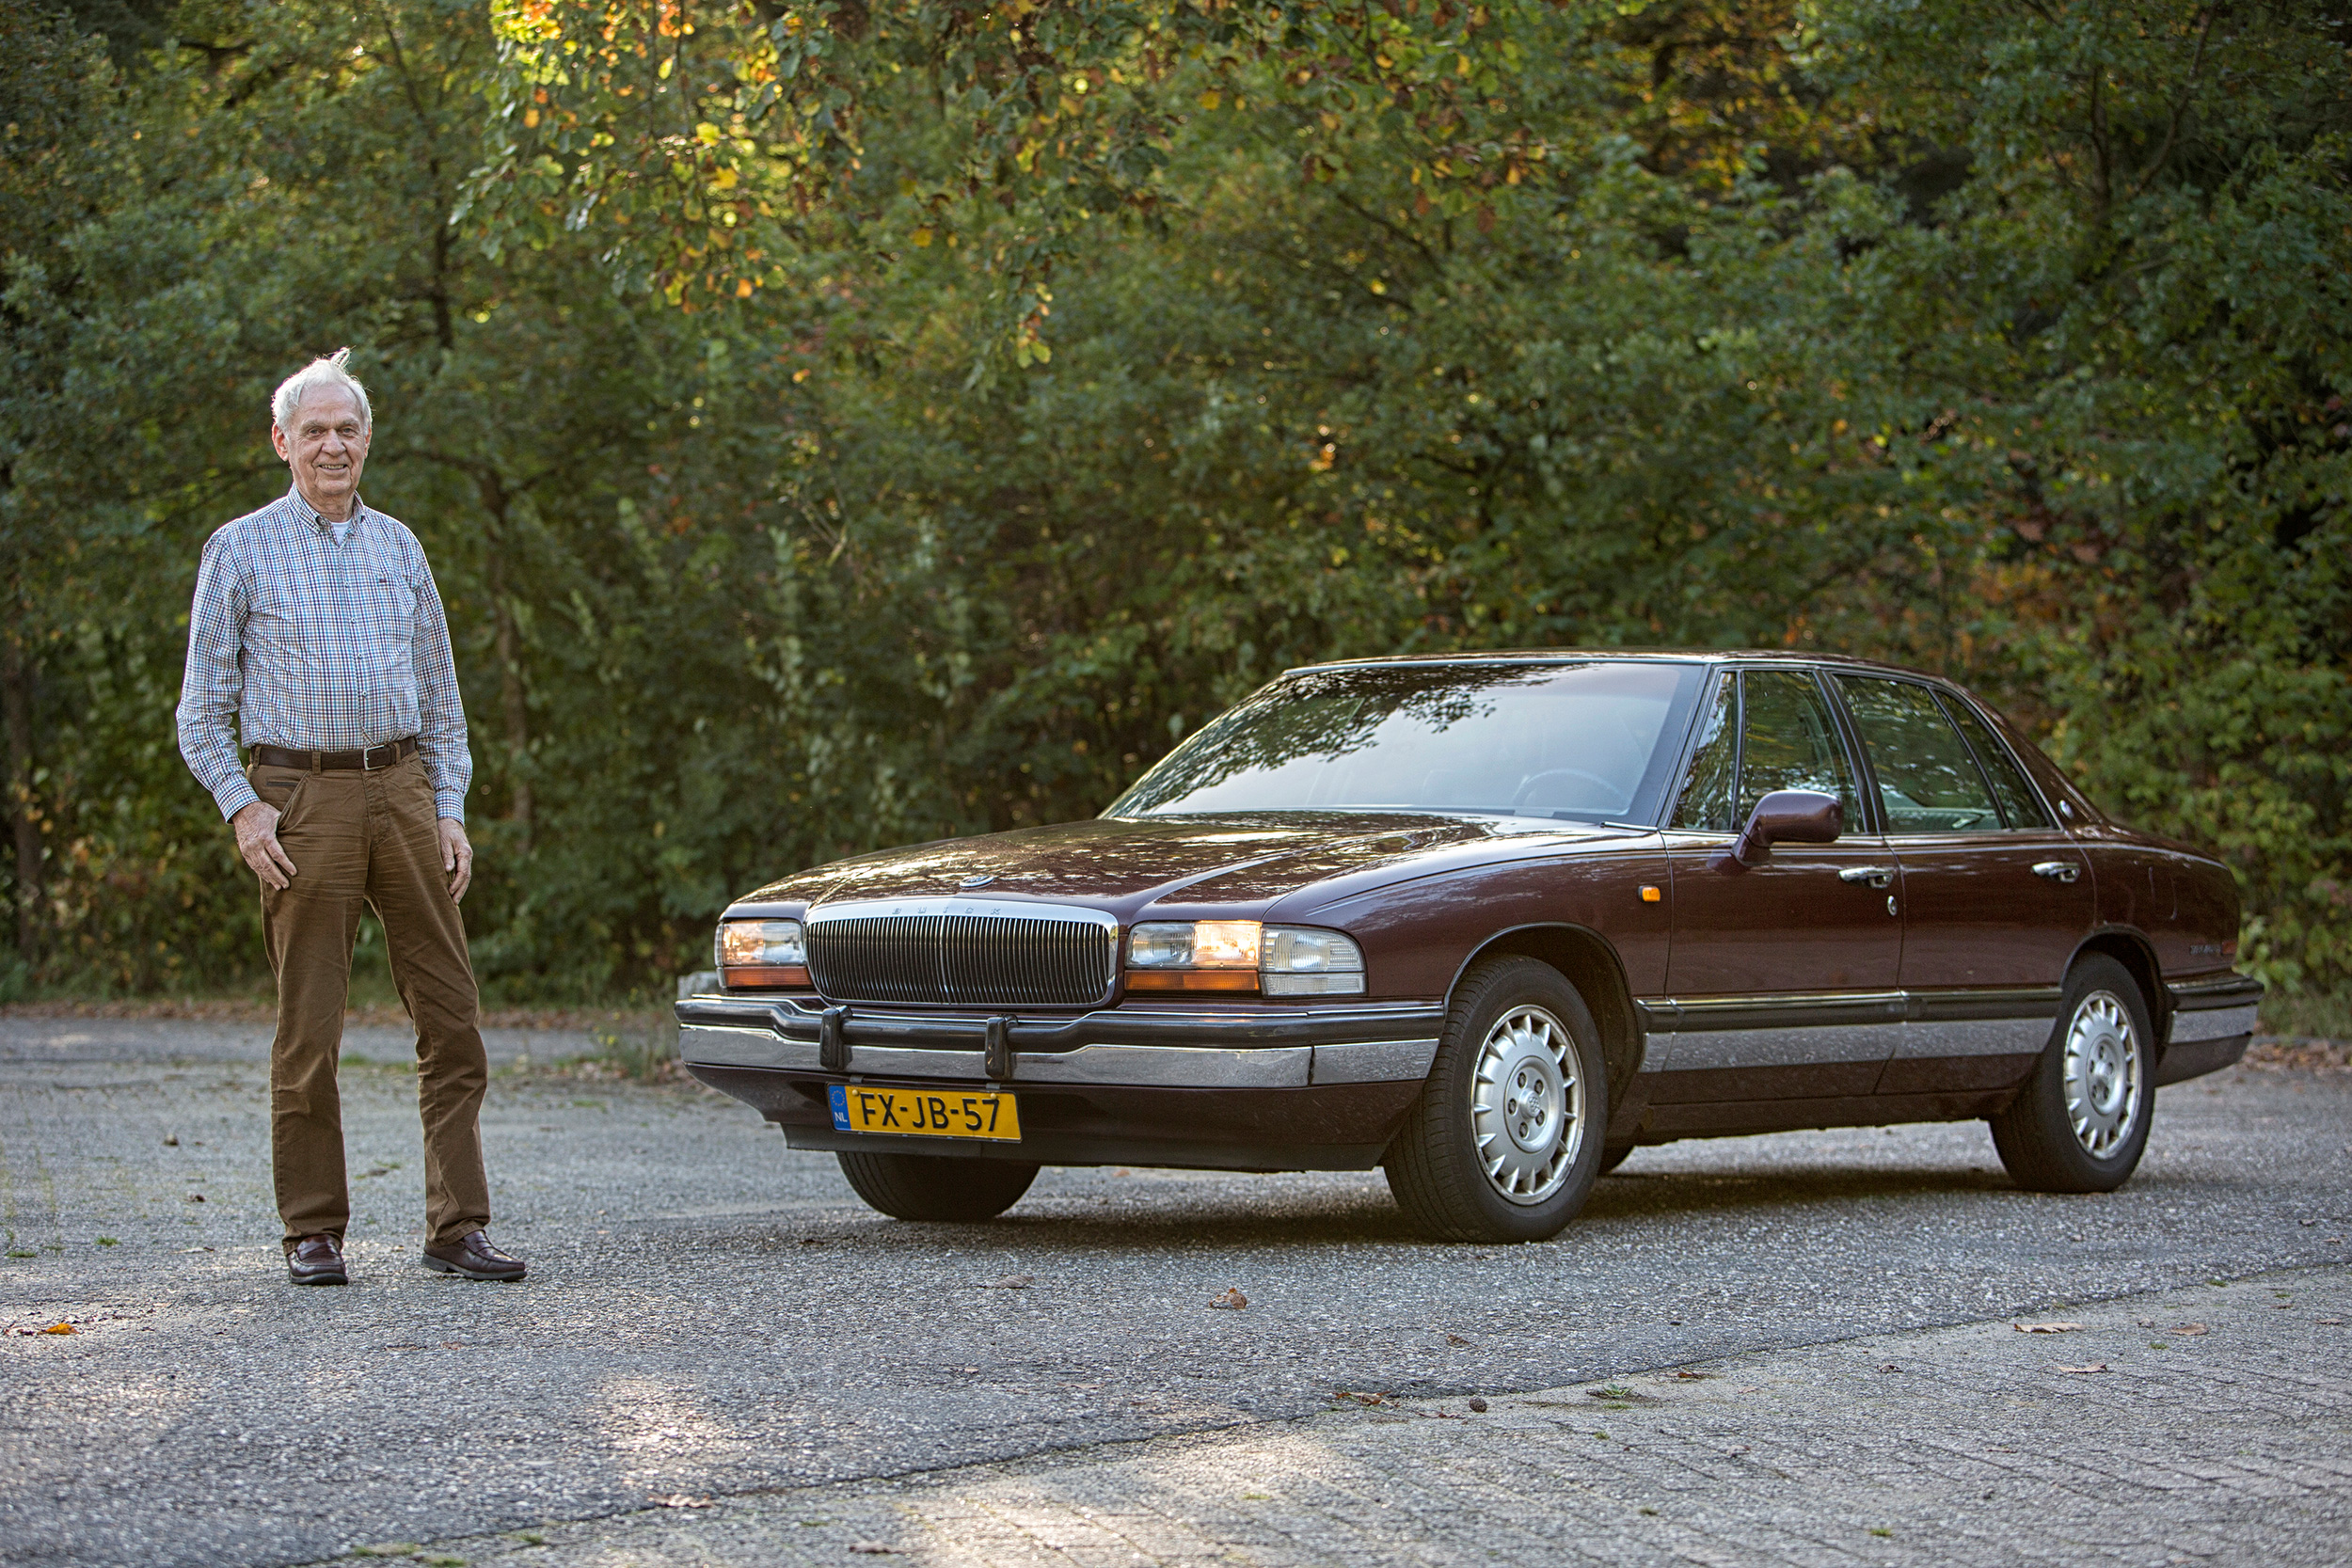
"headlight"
1124,921,1364,995
715,918,809,988
1260,927,1366,995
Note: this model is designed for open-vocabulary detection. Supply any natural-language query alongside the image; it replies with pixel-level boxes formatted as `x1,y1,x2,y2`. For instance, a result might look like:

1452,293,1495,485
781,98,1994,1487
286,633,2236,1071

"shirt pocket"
373,570,420,644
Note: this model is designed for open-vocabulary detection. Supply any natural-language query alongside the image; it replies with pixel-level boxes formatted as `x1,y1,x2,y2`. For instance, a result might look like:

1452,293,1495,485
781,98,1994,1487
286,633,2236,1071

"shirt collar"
287,485,368,541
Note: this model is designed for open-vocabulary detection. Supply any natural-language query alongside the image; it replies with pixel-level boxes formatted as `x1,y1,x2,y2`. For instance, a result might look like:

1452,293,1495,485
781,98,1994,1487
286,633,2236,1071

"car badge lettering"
959,874,997,890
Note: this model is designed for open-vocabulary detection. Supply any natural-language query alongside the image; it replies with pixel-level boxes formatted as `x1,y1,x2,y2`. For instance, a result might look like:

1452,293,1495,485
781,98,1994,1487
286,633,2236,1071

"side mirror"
1715,789,1842,873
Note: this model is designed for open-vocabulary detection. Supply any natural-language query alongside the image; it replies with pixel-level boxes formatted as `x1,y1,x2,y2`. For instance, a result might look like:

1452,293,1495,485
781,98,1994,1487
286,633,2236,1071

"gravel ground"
2,1014,2347,1567
326,1266,2352,1568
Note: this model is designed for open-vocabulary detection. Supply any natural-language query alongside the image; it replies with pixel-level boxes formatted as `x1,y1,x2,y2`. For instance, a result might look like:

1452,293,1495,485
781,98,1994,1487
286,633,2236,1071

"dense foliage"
2,0,2344,1004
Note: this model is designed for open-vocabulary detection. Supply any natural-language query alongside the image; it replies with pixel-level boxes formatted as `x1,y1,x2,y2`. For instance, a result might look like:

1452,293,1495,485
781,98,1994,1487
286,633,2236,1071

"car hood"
730,812,1641,919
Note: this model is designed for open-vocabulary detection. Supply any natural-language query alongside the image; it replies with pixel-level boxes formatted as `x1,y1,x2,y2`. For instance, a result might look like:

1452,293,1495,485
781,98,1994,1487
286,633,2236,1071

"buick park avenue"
676,652,2260,1243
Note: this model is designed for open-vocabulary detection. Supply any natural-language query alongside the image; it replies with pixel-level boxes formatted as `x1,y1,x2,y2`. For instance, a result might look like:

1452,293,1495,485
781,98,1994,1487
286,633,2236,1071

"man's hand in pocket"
232,800,298,891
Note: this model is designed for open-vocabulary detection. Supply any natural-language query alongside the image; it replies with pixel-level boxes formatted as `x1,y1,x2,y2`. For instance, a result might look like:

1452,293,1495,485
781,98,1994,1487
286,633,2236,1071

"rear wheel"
836,1151,1040,1221
1989,955,2154,1194
1384,956,1608,1243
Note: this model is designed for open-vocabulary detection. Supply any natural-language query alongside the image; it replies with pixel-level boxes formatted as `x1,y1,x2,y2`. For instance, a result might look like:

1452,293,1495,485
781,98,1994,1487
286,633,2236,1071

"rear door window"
1836,677,2003,833
1943,697,2056,830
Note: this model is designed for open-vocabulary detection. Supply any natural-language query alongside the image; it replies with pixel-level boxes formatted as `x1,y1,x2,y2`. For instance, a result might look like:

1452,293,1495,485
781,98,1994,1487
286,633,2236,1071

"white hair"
271,347,373,433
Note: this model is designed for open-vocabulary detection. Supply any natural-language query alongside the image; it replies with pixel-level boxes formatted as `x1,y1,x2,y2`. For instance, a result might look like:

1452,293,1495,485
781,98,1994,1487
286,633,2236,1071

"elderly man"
176,349,524,1287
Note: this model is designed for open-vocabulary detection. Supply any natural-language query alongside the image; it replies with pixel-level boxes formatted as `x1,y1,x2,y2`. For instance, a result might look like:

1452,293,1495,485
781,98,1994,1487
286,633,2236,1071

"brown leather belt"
251,736,419,772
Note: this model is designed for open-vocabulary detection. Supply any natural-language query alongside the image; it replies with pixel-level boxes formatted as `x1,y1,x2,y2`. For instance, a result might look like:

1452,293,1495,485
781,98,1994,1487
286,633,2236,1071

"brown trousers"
248,752,490,1250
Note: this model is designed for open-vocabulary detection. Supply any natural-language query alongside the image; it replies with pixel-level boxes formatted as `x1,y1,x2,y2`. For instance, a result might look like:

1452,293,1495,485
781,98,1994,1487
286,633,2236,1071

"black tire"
1384,956,1610,1243
836,1151,1041,1221
1989,955,2155,1195
1597,1144,1634,1176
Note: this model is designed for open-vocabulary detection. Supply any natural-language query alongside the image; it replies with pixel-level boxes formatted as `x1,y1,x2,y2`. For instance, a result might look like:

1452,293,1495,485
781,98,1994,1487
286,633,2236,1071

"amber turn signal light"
1125,970,1261,992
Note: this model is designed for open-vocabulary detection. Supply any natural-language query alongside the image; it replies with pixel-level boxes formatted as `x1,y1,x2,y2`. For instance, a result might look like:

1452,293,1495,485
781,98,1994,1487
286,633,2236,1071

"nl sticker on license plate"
828,1084,1023,1142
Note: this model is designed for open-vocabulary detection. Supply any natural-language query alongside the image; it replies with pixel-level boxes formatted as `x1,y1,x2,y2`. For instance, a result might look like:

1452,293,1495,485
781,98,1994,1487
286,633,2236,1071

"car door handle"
1837,866,1895,889
2032,861,2081,883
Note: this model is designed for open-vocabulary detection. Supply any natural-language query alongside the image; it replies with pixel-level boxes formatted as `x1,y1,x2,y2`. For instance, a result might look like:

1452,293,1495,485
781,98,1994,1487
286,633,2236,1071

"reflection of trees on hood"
1119,666,1582,814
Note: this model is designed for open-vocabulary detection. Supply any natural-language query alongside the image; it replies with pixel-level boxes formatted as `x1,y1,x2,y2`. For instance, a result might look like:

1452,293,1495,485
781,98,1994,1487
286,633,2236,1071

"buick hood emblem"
958,873,997,890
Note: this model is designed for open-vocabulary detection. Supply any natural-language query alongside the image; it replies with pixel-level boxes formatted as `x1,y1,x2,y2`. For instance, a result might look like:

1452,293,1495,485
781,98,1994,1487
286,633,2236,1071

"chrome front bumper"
673,992,1443,1089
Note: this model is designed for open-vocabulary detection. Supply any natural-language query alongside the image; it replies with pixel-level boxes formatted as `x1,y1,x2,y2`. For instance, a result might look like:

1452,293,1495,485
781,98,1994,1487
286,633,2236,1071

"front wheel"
1384,956,1609,1243
1988,955,2155,1194
837,1151,1040,1221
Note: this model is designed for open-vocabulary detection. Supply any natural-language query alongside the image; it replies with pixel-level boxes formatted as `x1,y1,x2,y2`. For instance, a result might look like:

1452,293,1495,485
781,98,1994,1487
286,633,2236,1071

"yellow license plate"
827,1085,1022,1142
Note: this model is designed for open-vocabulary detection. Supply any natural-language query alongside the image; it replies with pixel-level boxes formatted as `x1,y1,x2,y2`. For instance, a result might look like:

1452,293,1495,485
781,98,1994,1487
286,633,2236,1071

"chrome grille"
806,900,1116,1007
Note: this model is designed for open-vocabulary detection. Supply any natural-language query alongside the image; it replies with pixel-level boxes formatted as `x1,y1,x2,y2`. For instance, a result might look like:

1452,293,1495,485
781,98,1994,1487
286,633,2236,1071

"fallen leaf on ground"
1210,1286,1248,1309
2173,1323,2210,1336
1877,1363,1901,1373
985,1275,1033,1289
1674,1369,1708,1380
42,1323,75,1336
2318,1317,2344,1325
849,1544,898,1555
1445,1333,1470,1345
2054,1363,2109,1374
185,1194,205,1203
2013,1322,2082,1334
163,1133,178,1147
648,1494,711,1510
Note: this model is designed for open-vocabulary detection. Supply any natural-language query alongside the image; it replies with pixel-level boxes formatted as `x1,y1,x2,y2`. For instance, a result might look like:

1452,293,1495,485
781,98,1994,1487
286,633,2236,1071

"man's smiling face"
271,383,370,517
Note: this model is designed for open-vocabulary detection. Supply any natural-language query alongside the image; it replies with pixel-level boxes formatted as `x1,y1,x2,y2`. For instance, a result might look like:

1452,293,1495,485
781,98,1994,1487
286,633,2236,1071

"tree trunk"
1,637,40,966
475,480,533,849
487,561,533,847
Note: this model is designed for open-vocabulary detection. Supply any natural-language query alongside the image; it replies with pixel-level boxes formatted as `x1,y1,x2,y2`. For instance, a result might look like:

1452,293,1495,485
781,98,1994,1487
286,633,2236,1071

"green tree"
3,0,2343,1006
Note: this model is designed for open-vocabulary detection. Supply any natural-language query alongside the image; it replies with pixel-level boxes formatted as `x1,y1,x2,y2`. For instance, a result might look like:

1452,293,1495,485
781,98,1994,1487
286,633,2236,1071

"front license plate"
828,1084,1022,1142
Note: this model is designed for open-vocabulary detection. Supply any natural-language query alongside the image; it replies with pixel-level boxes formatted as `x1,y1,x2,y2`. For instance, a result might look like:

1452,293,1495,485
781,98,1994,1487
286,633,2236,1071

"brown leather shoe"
286,1234,348,1287
421,1229,526,1282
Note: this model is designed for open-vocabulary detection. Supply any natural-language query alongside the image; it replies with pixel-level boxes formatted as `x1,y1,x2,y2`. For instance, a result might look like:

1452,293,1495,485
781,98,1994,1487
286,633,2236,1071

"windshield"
1107,660,1704,822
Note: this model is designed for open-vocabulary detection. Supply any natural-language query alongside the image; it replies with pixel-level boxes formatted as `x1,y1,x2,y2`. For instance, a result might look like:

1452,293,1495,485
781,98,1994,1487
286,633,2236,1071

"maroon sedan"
678,652,2259,1243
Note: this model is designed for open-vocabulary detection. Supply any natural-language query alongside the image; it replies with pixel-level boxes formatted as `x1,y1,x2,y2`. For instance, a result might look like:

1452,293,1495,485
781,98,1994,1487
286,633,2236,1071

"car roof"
1285,648,1952,684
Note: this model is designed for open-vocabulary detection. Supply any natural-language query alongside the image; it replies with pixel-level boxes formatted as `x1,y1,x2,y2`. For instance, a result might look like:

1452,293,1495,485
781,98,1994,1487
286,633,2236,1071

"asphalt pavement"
2,1011,2347,1566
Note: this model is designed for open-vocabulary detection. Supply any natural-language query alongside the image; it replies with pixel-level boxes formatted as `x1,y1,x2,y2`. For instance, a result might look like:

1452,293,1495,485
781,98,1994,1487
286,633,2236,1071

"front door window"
1669,676,1738,832
1737,671,1861,826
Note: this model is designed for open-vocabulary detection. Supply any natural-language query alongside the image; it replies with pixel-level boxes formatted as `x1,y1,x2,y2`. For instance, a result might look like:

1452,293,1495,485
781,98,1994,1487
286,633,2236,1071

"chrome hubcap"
2063,990,2141,1160
1470,1005,1584,1205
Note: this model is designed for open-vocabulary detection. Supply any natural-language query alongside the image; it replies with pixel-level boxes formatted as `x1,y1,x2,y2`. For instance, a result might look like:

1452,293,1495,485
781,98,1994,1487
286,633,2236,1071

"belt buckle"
363,742,388,772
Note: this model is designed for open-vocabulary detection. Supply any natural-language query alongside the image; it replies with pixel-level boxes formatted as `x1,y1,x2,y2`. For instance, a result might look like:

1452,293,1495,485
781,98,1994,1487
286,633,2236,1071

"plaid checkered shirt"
176,486,472,823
